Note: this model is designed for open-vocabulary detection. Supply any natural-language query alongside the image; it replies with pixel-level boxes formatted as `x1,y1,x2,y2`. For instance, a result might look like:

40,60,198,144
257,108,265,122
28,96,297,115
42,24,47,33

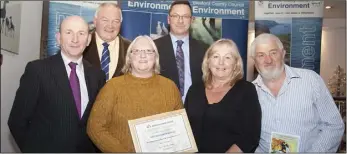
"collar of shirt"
253,64,301,89
170,33,189,56
95,32,117,50
60,51,89,117
60,51,83,71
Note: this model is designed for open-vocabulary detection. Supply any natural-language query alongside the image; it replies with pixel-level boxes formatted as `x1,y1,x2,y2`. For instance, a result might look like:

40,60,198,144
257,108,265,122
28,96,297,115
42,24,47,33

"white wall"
1,1,42,152
246,28,255,81
320,18,346,85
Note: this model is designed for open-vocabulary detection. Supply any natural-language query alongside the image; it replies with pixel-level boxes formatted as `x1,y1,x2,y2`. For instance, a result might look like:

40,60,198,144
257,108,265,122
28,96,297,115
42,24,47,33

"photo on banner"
250,1,324,80
190,17,222,45
150,13,169,40
255,18,292,65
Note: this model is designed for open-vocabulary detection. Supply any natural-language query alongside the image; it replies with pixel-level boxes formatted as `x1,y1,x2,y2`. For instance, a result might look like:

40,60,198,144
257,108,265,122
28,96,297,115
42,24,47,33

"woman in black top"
184,39,261,153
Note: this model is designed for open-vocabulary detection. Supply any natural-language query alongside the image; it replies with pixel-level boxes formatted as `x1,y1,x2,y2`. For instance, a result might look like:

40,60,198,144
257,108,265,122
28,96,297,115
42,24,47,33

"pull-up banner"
120,0,249,75
45,1,249,75
254,1,324,74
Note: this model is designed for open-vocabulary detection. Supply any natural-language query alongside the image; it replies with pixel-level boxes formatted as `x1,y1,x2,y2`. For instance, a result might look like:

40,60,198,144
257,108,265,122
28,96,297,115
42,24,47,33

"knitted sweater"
87,73,183,152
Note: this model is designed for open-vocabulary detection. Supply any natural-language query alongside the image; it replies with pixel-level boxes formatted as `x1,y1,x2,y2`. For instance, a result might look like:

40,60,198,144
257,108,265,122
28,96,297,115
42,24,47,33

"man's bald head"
59,16,89,33
56,16,91,61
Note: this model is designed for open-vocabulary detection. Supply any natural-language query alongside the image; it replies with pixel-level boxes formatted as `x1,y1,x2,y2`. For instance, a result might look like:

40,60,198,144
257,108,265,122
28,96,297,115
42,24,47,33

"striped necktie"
101,42,110,80
175,40,184,96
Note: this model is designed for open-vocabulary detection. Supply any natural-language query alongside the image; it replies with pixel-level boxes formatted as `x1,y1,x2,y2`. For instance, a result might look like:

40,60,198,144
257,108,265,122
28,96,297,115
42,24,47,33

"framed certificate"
128,109,198,152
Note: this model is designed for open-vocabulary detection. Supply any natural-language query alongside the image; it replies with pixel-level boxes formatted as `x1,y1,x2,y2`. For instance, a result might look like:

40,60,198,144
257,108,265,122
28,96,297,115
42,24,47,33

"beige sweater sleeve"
86,82,127,152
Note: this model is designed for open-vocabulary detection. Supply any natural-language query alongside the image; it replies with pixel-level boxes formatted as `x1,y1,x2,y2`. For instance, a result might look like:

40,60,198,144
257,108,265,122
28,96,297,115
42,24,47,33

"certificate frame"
128,109,198,152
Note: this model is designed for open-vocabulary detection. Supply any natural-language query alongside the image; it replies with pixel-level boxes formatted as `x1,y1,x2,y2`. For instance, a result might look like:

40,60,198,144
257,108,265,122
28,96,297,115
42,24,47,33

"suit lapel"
51,53,81,120
163,35,180,86
189,37,198,83
113,36,125,78
84,33,101,69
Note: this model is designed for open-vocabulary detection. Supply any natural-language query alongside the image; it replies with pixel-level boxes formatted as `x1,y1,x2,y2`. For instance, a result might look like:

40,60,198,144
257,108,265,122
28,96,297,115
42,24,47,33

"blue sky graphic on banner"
44,0,249,75
254,1,324,75
46,1,110,57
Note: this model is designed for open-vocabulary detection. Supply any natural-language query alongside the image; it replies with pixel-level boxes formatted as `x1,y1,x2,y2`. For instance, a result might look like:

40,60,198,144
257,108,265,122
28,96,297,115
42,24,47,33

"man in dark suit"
154,0,208,101
83,3,130,81
8,16,105,153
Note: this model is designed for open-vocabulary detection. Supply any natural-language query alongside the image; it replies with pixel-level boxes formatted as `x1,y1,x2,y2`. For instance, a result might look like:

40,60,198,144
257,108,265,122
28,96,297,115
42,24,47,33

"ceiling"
248,0,346,21
322,0,346,18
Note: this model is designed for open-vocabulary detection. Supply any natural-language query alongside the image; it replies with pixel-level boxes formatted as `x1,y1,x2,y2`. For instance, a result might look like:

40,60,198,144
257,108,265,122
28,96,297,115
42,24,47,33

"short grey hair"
121,35,161,74
249,33,284,58
94,2,123,22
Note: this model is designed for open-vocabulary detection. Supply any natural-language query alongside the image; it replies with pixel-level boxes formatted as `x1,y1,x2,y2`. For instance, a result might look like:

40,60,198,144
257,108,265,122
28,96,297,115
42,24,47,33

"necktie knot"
102,42,109,48
177,40,184,47
69,62,78,70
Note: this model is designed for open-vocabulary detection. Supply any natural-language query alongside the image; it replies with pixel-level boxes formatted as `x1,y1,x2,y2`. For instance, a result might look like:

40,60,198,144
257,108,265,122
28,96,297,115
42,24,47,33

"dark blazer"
154,35,208,89
184,80,261,153
83,33,130,78
8,53,106,153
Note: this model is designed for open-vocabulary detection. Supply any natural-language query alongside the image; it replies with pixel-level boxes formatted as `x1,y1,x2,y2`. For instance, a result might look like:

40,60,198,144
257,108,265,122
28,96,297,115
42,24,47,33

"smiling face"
56,16,91,60
167,4,193,38
208,44,236,81
254,40,285,80
93,4,122,42
129,37,156,77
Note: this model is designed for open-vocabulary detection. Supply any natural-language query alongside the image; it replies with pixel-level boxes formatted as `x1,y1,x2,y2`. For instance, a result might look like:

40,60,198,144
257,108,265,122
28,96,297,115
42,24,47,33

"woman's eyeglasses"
131,49,155,56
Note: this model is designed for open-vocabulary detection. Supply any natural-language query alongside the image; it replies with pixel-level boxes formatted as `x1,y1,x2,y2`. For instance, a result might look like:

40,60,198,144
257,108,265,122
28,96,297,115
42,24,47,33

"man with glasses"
154,0,208,102
83,2,130,81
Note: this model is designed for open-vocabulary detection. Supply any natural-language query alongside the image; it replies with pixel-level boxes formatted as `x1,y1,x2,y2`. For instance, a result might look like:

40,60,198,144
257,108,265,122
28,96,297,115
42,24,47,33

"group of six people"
8,0,344,153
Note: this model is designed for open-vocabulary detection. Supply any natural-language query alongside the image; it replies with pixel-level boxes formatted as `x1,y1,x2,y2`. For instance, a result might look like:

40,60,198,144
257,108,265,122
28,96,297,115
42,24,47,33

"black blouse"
184,80,261,153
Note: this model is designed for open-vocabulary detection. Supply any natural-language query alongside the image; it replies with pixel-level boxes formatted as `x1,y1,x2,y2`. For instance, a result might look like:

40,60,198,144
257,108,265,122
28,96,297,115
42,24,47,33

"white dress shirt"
170,33,192,102
95,33,120,80
61,52,89,117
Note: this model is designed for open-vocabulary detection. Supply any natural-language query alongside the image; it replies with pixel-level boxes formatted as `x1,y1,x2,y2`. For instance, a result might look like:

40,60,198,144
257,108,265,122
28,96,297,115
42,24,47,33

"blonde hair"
121,35,160,74
94,2,123,22
202,39,244,86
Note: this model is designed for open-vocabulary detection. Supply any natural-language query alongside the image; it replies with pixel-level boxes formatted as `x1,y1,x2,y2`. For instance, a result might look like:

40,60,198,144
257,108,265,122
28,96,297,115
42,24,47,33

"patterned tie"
175,40,185,96
101,42,110,80
69,62,81,119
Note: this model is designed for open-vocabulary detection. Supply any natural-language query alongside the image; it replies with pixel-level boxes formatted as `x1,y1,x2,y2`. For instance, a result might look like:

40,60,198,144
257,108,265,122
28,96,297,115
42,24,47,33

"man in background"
154,0,208,102
83,3,130,81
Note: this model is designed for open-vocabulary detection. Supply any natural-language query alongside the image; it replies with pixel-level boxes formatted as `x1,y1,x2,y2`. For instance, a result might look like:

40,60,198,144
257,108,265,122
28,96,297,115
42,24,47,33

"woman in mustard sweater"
87,35,183,152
